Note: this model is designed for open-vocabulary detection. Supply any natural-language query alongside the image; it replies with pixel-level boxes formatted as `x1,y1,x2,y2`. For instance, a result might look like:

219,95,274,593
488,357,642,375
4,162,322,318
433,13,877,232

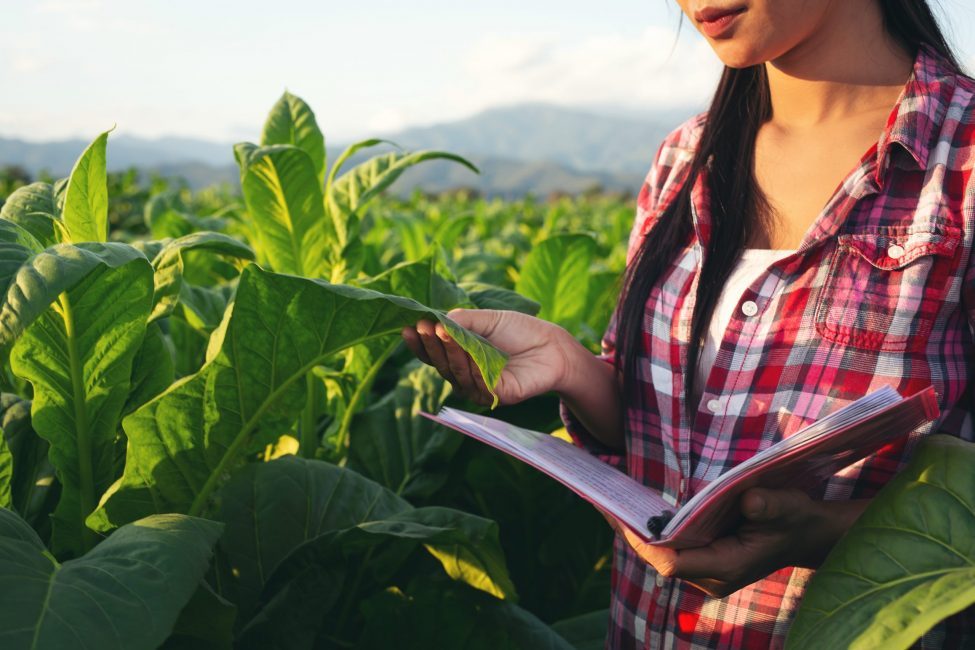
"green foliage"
0,95,636,648
787,434,975,650
0,508,221,650
62,129,110,243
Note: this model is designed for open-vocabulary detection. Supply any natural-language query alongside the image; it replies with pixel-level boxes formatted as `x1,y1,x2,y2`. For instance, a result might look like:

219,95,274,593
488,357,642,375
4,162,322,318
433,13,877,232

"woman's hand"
602,488,870,598
402,309,581,407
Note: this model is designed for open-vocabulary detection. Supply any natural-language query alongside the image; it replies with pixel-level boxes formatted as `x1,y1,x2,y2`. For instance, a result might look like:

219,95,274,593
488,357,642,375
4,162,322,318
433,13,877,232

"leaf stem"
60,292,98,552
299,375,320,458
333,340,399,457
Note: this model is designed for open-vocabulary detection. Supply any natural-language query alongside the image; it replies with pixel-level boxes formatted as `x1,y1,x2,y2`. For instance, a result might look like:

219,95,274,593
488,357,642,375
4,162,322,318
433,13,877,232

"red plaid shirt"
562,45,975,649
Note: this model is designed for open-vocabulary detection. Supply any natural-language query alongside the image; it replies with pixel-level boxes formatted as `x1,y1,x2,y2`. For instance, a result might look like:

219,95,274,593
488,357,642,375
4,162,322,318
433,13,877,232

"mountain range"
0,104,696,197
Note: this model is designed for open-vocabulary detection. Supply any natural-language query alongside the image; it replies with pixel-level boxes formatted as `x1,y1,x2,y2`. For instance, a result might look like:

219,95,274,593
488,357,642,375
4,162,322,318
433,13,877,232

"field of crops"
0,93,636,649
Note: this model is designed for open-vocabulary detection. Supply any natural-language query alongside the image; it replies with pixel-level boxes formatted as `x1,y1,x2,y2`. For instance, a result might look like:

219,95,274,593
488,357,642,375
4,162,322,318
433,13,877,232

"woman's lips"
694,6,746,39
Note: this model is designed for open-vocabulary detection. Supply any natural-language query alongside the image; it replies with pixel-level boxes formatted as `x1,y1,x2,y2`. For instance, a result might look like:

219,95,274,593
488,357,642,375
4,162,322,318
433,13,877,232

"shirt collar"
874,44,957,185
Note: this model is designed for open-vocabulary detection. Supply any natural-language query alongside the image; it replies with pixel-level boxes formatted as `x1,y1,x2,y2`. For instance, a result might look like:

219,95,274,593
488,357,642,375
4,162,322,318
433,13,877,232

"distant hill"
0,103,694,196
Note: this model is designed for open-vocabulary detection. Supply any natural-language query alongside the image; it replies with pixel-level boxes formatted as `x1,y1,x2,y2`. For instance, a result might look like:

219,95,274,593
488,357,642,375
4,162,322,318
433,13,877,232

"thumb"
446,308,502,338
740,488,806,523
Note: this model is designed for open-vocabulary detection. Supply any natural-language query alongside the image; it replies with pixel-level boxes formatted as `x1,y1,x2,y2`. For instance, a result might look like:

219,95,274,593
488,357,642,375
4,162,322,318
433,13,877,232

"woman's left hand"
603,488,870,598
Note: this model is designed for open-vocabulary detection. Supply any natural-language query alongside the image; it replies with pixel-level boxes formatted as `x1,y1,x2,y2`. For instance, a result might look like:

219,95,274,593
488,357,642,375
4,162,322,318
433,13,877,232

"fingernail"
750,495,766,517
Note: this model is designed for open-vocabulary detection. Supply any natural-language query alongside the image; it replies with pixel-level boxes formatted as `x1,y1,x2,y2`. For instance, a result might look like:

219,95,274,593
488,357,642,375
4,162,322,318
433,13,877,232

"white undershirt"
693,248,796,404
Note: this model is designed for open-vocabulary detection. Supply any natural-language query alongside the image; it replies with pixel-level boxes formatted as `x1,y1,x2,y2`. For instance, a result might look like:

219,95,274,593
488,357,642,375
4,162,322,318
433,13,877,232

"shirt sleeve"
557,111,704,470
558,305,627,471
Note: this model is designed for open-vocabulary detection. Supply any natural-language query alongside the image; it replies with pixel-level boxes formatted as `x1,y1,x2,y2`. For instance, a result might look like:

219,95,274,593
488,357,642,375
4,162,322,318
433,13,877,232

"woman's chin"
709,43,768,69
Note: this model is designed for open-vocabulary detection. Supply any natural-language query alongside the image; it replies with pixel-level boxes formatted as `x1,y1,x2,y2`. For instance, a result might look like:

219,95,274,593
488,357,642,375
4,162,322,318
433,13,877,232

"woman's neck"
764,1,915,131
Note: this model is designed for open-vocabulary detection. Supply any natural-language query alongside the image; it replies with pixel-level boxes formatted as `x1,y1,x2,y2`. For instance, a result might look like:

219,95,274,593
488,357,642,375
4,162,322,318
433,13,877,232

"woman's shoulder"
636,111,706,214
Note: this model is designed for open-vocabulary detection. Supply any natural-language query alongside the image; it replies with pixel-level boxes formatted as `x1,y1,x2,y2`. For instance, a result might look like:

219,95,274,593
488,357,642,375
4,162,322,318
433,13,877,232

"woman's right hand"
402,309,581,407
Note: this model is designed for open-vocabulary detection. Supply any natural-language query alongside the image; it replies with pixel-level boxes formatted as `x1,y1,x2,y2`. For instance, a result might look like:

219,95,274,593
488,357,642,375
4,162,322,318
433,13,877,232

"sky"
2,0,974,143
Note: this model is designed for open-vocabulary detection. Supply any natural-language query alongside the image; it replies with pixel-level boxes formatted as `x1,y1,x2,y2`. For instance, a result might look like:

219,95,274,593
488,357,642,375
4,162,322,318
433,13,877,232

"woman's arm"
557,342,626,451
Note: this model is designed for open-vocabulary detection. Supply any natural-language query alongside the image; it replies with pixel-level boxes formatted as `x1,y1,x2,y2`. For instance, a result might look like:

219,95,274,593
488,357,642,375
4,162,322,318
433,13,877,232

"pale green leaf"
236,144,331,277
10,252,153,557
62,130,110,243
515,234,597,330
0,242,147,345
261,91,327,185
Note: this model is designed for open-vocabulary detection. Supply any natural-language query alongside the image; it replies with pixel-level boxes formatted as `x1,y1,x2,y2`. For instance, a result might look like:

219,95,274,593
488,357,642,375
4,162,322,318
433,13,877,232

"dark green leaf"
461,282,541,316
0,394,58,536
550,610,609,650
348,362,457,499
0,509,222,650
358,577,572,650
163,581,237,650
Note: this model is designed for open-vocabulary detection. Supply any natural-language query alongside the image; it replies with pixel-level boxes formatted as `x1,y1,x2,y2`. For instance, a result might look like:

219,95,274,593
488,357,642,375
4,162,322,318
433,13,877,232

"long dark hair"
614,0,960,416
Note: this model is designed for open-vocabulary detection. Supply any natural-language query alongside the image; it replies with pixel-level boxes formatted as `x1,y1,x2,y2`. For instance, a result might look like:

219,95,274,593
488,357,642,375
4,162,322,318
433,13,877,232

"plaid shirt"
562,45,975,649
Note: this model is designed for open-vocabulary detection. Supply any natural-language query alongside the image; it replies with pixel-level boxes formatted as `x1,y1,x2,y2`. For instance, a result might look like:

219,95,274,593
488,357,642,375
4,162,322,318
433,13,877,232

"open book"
422,385,938,549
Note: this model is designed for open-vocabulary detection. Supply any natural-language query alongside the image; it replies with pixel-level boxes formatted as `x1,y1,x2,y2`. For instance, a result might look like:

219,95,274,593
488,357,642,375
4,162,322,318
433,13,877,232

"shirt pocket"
814,222,962,352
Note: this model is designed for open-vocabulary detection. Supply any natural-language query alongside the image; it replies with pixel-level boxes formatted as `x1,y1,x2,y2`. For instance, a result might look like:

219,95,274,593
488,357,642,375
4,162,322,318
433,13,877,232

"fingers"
740,487,809,523
401,327,431,364
435,322,490,405
414,320,455,383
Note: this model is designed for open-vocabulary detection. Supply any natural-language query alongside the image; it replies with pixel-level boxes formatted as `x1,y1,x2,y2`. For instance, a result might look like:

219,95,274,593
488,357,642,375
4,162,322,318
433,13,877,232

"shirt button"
679,478,687,494
741,300,759,317
655,572,665,588
707,398,722,413
887,244,905,259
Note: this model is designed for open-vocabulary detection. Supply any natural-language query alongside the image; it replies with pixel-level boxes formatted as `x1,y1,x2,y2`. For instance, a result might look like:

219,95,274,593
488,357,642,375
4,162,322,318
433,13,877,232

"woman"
404,0,975,647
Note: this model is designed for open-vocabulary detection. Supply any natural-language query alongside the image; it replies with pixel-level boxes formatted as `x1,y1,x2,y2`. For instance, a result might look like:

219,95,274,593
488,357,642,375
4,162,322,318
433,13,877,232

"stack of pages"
423,385,938,549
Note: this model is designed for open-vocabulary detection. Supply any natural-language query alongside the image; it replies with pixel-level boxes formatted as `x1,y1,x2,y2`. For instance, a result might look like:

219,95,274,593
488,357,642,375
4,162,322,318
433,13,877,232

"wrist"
552,331,599,397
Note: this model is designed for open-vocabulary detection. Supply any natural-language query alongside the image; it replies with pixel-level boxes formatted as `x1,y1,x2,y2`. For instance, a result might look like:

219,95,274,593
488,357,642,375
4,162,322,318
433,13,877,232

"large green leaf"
0,183,61,246
235,143,331,278
163,581,237,650
90,265,508,531
0,509,221,650
215,455,409,617
221,457,515,648
0,394,58,537
261,91,327,185
348,362,458,499
148,231,253,322
787,435,975,650
358,577,572,650
124,321,175,416
62,130,110,243
515,234,596,331
10,252,153,557
0,242,147,345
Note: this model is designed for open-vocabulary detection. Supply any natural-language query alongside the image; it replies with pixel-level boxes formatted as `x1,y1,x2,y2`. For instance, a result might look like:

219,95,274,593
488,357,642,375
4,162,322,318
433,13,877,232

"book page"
425,408,671,536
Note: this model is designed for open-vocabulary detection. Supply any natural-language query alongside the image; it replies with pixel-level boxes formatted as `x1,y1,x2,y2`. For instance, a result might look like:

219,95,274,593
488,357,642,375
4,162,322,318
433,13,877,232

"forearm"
556,341,626,452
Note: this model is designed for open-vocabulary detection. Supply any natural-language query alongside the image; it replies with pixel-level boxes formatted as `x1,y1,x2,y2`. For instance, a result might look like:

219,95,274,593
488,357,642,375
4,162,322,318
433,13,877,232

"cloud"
446,26,722,117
